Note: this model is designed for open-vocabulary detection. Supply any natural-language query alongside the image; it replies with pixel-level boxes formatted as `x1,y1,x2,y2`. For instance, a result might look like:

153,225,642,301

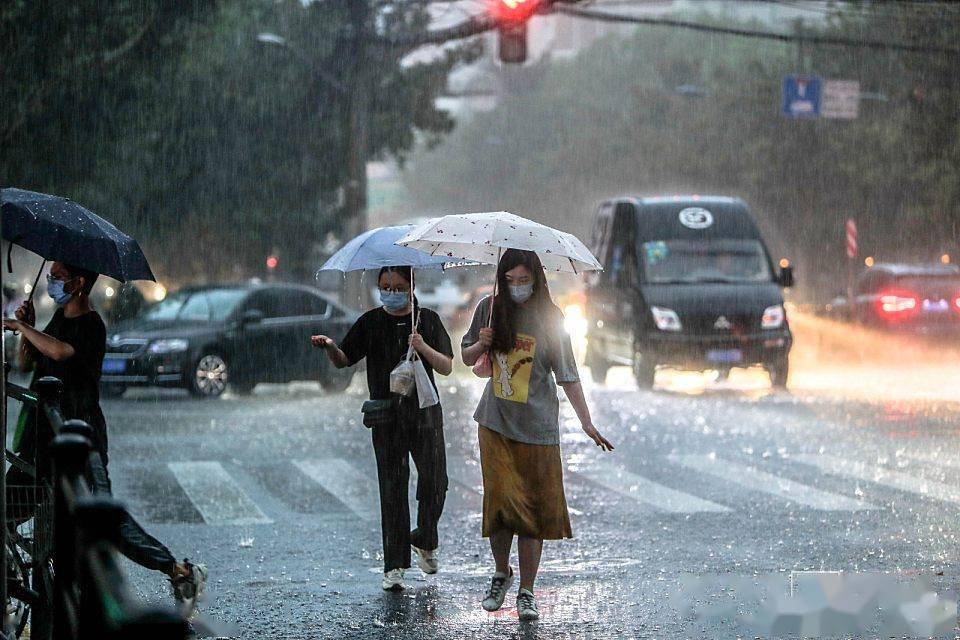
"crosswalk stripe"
294,459,380,521
167,461,272,525
673,454,876,511
794,454,960,504
577,460,730,513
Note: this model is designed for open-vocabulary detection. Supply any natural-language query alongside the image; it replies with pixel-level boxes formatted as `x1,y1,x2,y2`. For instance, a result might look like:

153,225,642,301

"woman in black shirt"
312,266,453,591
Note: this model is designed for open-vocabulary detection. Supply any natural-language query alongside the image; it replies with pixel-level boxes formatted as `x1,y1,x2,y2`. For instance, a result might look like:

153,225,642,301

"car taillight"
953,294,960,315
876,289,920,321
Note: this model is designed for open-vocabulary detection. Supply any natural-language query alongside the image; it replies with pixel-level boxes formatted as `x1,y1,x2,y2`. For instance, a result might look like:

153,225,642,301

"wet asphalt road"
100,367,960,639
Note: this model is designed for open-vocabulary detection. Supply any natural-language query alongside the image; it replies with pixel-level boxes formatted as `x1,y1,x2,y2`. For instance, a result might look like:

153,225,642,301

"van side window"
608,203,636,287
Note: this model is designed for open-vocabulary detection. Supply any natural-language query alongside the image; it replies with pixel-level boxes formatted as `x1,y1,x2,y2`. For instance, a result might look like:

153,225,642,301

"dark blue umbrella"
1,188,155,283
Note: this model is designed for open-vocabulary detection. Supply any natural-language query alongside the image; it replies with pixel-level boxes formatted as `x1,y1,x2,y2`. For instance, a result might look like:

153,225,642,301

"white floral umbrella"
395,211,603,273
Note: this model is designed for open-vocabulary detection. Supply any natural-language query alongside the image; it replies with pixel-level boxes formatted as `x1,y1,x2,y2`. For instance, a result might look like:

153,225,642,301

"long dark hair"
491,249,561,354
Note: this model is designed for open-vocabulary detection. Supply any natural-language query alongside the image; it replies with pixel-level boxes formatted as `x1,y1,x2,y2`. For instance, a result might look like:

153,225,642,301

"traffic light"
266,255,279,270
490,0,540,64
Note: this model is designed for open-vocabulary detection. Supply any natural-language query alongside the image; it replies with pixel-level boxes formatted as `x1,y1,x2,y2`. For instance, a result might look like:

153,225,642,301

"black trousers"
86,451,178,575
5,452,177,575
371,399,448,572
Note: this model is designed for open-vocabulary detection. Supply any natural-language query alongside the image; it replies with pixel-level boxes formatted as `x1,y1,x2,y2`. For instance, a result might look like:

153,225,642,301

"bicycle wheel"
5,535,34,639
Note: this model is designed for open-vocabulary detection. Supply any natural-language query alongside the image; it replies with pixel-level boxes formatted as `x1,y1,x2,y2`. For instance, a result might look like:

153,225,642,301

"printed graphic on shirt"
492,333,536,404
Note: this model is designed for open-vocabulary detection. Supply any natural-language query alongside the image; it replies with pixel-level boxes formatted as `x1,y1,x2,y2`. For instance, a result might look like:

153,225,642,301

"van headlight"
651,306,682,332
148,339,190,354
762,304,785,329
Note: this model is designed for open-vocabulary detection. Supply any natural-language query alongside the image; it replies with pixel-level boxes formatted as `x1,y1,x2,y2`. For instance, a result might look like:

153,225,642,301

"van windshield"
641,239,772,284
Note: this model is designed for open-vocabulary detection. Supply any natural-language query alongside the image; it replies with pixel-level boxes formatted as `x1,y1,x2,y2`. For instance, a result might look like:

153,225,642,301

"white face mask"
508,283,534,303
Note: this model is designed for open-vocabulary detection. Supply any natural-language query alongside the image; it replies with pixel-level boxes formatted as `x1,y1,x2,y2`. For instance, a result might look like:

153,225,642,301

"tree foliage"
2,0,475,281
405,4,960,299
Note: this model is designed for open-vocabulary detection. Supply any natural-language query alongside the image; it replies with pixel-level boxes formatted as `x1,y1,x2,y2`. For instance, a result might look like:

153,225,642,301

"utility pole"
343,1,371,305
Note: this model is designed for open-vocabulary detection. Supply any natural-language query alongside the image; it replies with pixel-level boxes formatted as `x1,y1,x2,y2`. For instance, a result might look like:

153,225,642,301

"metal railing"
4,376,189,640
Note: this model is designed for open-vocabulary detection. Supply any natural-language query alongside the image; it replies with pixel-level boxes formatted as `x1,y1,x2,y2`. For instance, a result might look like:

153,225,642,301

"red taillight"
876,288,919,321
953,294,960,315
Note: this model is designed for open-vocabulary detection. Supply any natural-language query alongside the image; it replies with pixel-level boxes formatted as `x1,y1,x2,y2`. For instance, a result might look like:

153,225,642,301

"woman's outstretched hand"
582,423,614,451
311,335,334,349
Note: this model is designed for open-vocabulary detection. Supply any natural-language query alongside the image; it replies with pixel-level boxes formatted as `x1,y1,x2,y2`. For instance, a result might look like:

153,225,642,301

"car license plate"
706,349,742,363
102,358,127,374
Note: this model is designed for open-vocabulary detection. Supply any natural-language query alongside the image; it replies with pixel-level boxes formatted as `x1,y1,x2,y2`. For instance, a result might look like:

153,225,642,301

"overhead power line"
553,4,960,56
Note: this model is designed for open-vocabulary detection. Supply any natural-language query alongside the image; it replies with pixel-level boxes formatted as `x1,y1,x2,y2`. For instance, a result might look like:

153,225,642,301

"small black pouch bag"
361,398,396,429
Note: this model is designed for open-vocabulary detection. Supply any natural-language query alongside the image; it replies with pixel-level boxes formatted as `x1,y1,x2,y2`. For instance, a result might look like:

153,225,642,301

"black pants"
372,399,448,572
86,451,178,575
5,453,177,575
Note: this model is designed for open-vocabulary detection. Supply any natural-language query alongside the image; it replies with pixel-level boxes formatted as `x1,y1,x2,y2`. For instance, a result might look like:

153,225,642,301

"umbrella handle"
27,260,45,304
486,247,501,328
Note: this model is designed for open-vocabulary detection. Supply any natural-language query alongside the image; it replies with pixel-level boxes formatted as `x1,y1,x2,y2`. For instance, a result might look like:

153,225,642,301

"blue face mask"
47,279,73,306
380,290,410,313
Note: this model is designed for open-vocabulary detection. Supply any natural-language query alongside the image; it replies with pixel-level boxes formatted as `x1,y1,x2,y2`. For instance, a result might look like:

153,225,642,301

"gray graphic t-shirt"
462,296,580,446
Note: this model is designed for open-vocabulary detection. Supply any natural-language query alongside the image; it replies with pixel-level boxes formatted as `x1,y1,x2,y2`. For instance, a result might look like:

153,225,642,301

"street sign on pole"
845,218,858,258
782,75,821,118
822,80,860,120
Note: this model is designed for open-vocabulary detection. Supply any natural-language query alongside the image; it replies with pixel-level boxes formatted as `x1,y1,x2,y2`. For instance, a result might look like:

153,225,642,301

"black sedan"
101,283,357,398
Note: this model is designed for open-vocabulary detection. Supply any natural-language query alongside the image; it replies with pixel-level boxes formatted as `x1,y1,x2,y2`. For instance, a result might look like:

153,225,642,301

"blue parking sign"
782,75,821,118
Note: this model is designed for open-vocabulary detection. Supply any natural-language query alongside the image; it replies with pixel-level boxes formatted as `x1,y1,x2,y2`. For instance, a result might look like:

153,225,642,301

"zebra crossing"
118,450,960,526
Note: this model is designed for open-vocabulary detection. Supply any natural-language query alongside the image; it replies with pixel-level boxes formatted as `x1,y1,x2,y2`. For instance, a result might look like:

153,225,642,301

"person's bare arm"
461,327,493,366
559,380,614,451
310,335,350,368
5,320,76,363
409,332,453,376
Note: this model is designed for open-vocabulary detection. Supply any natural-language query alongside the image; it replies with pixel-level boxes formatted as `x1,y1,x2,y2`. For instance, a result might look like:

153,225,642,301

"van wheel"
633,351,656,389
586,341,609,384
767,358,789,388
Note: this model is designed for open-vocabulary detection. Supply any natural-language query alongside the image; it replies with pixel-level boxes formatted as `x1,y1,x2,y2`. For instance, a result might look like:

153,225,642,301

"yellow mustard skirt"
478,425,573,540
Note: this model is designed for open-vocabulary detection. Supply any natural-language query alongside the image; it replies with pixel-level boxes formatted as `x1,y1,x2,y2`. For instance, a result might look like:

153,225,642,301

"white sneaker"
412,545,439,575
382,568,405,591
481,567,514,612
516,588,539,621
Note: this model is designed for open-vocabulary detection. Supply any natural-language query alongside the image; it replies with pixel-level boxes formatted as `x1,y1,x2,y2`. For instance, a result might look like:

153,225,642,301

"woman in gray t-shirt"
462,249,614,621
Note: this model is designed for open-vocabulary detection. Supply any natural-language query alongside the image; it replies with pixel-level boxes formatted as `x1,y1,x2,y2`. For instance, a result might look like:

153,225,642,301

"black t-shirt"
26,309,108,463
340,306,453,400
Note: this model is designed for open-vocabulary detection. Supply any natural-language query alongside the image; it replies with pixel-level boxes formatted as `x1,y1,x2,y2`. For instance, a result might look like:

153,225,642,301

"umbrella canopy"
317,224,456,274
1,188,155,282
396,211,602,273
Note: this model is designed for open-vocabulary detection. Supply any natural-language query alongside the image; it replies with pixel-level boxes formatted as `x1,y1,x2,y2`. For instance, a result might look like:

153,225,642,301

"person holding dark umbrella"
1,188,206,614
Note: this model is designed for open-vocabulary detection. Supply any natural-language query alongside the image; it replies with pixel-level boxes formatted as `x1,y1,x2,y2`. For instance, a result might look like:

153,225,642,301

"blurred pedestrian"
3,261,207,614
461,249,613,622
312,265,453,591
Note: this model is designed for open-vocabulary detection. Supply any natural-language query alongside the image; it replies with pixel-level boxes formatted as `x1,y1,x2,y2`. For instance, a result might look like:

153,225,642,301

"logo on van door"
678,207,714,229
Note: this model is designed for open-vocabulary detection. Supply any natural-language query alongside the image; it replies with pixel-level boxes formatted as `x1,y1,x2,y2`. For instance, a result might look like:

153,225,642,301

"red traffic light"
490,0,540,23
266,255,279,269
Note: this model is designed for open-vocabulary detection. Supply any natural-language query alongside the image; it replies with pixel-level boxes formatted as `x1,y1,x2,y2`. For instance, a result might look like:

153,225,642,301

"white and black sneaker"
412,545,439,575
382,568,405,591
481,567,514,612
171,559,208,617
516,588,539,622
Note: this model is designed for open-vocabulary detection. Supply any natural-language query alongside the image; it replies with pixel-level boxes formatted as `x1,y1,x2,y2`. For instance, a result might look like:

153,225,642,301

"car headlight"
148,339,190,354
650,306,682,332
762,304,785,329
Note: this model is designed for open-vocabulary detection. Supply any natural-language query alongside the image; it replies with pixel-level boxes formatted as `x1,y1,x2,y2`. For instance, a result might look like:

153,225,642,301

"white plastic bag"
389,347,417,397
413,355,440,409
